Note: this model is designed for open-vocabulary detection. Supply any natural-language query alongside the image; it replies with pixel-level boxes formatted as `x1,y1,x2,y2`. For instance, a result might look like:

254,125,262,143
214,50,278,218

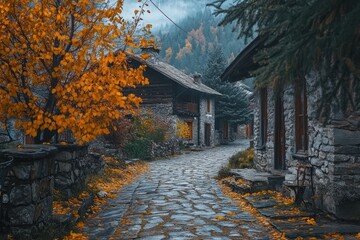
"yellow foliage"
0,0,154,143
215,215,225,221
176,121,191,139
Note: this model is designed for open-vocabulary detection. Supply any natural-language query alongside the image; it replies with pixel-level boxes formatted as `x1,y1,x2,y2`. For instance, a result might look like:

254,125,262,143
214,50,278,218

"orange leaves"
63,231,88,240
0,0,154,144
76,221,85,229
305,217,317,225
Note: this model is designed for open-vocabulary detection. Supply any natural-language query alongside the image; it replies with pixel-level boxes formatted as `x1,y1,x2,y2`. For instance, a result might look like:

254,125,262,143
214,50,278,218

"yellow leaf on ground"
215,215,225,221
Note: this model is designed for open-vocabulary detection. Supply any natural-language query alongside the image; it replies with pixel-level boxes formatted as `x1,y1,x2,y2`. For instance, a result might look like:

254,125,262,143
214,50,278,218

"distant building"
125,49,221,147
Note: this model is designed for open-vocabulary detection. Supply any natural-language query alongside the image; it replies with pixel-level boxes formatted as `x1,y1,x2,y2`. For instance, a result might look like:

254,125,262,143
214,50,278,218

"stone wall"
308,116,360,220
53,144,104,199
0,145,57,238
142,102,178,137
0,144,104,238
150,139,180,159
306,73,360,220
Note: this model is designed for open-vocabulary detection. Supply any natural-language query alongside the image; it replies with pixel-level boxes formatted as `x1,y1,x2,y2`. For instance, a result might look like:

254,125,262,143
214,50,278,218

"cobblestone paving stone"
80,140,271,239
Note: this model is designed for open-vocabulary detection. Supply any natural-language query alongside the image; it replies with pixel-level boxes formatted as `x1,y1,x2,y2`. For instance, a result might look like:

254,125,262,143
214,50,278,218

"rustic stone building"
222,37,360,220
125,49,221,147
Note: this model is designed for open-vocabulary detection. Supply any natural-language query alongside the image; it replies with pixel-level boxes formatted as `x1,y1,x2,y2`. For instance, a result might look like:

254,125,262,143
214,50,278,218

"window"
185,120,193,140
295,78,308,152
207,98,211,113
259,88,268,147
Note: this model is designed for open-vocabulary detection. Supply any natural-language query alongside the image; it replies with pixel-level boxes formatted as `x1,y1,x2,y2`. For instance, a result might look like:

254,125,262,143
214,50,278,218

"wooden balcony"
174,102,199,116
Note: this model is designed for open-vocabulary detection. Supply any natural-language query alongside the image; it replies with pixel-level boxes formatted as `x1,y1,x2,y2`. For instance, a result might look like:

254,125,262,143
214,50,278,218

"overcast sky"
122,0,210,30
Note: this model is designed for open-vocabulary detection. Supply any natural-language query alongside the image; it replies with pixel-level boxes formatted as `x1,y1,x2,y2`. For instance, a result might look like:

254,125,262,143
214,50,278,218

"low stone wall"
53,144,105,199
0,144,104,238
0,145,57,238
150,139,180,159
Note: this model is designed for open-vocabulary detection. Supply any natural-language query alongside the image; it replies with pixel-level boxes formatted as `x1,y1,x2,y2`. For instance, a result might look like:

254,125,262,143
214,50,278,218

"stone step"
230,168,285,192
271,219,360,239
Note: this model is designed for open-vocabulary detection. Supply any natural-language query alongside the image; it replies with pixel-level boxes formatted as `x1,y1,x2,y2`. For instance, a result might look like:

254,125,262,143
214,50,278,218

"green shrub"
124,138,152,160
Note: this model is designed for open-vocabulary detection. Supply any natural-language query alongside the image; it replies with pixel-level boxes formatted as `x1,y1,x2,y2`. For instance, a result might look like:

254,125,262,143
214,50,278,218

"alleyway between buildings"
78,140,271,239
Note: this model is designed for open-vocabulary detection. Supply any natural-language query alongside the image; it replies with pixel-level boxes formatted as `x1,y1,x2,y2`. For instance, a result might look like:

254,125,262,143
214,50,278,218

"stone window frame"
294,77,308,154
258,87,268,149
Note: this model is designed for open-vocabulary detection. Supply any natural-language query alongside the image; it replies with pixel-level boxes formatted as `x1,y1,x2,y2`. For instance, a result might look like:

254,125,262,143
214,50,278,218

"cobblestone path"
80,140,270,239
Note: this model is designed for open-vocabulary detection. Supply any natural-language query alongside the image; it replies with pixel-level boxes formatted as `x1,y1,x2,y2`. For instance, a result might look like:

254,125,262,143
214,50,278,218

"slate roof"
127,53,221,96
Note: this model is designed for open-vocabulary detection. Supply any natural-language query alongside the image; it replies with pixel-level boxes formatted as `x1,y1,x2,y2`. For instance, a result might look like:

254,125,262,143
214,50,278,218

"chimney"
193,73,202,84
140,46,160,63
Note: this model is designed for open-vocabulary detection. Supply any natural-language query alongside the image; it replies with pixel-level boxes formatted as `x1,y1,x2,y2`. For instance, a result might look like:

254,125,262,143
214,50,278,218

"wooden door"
205,123,211,146
274,95,286,170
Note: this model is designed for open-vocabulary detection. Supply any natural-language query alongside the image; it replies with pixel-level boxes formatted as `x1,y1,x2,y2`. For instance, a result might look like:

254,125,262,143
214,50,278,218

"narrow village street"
79,140,270,239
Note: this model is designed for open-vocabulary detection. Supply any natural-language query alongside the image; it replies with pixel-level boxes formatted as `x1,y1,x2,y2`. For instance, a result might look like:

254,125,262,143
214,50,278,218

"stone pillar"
0,145,57,238
53,144,89,199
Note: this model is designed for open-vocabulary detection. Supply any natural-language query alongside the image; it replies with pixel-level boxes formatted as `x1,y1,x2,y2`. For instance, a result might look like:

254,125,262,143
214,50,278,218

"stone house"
222,36,360,220
125,49,221,147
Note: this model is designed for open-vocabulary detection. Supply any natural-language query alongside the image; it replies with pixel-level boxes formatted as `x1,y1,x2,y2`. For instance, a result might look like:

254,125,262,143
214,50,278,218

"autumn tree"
209,0,360,118
0,0,154,144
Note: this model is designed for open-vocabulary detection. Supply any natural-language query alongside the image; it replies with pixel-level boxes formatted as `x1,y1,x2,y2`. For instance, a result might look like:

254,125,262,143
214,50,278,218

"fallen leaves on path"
215,215,225,221
63,231,87,240
57,156,149,239
219,181,287,240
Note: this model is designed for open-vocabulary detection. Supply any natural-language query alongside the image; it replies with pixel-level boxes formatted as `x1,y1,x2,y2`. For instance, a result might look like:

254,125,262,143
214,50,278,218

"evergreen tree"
203,47,251,124
209,0,360,118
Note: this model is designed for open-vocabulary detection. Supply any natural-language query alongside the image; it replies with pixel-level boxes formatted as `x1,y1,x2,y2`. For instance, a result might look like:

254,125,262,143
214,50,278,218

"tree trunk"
33,129,56,144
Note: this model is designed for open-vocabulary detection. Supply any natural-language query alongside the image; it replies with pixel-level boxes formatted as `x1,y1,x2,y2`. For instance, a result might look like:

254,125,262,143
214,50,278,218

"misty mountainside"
153,8,246,77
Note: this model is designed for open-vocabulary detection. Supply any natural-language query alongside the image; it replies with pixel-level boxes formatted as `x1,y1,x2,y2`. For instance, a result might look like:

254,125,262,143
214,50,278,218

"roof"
127,53,222,96
221,35,266,82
